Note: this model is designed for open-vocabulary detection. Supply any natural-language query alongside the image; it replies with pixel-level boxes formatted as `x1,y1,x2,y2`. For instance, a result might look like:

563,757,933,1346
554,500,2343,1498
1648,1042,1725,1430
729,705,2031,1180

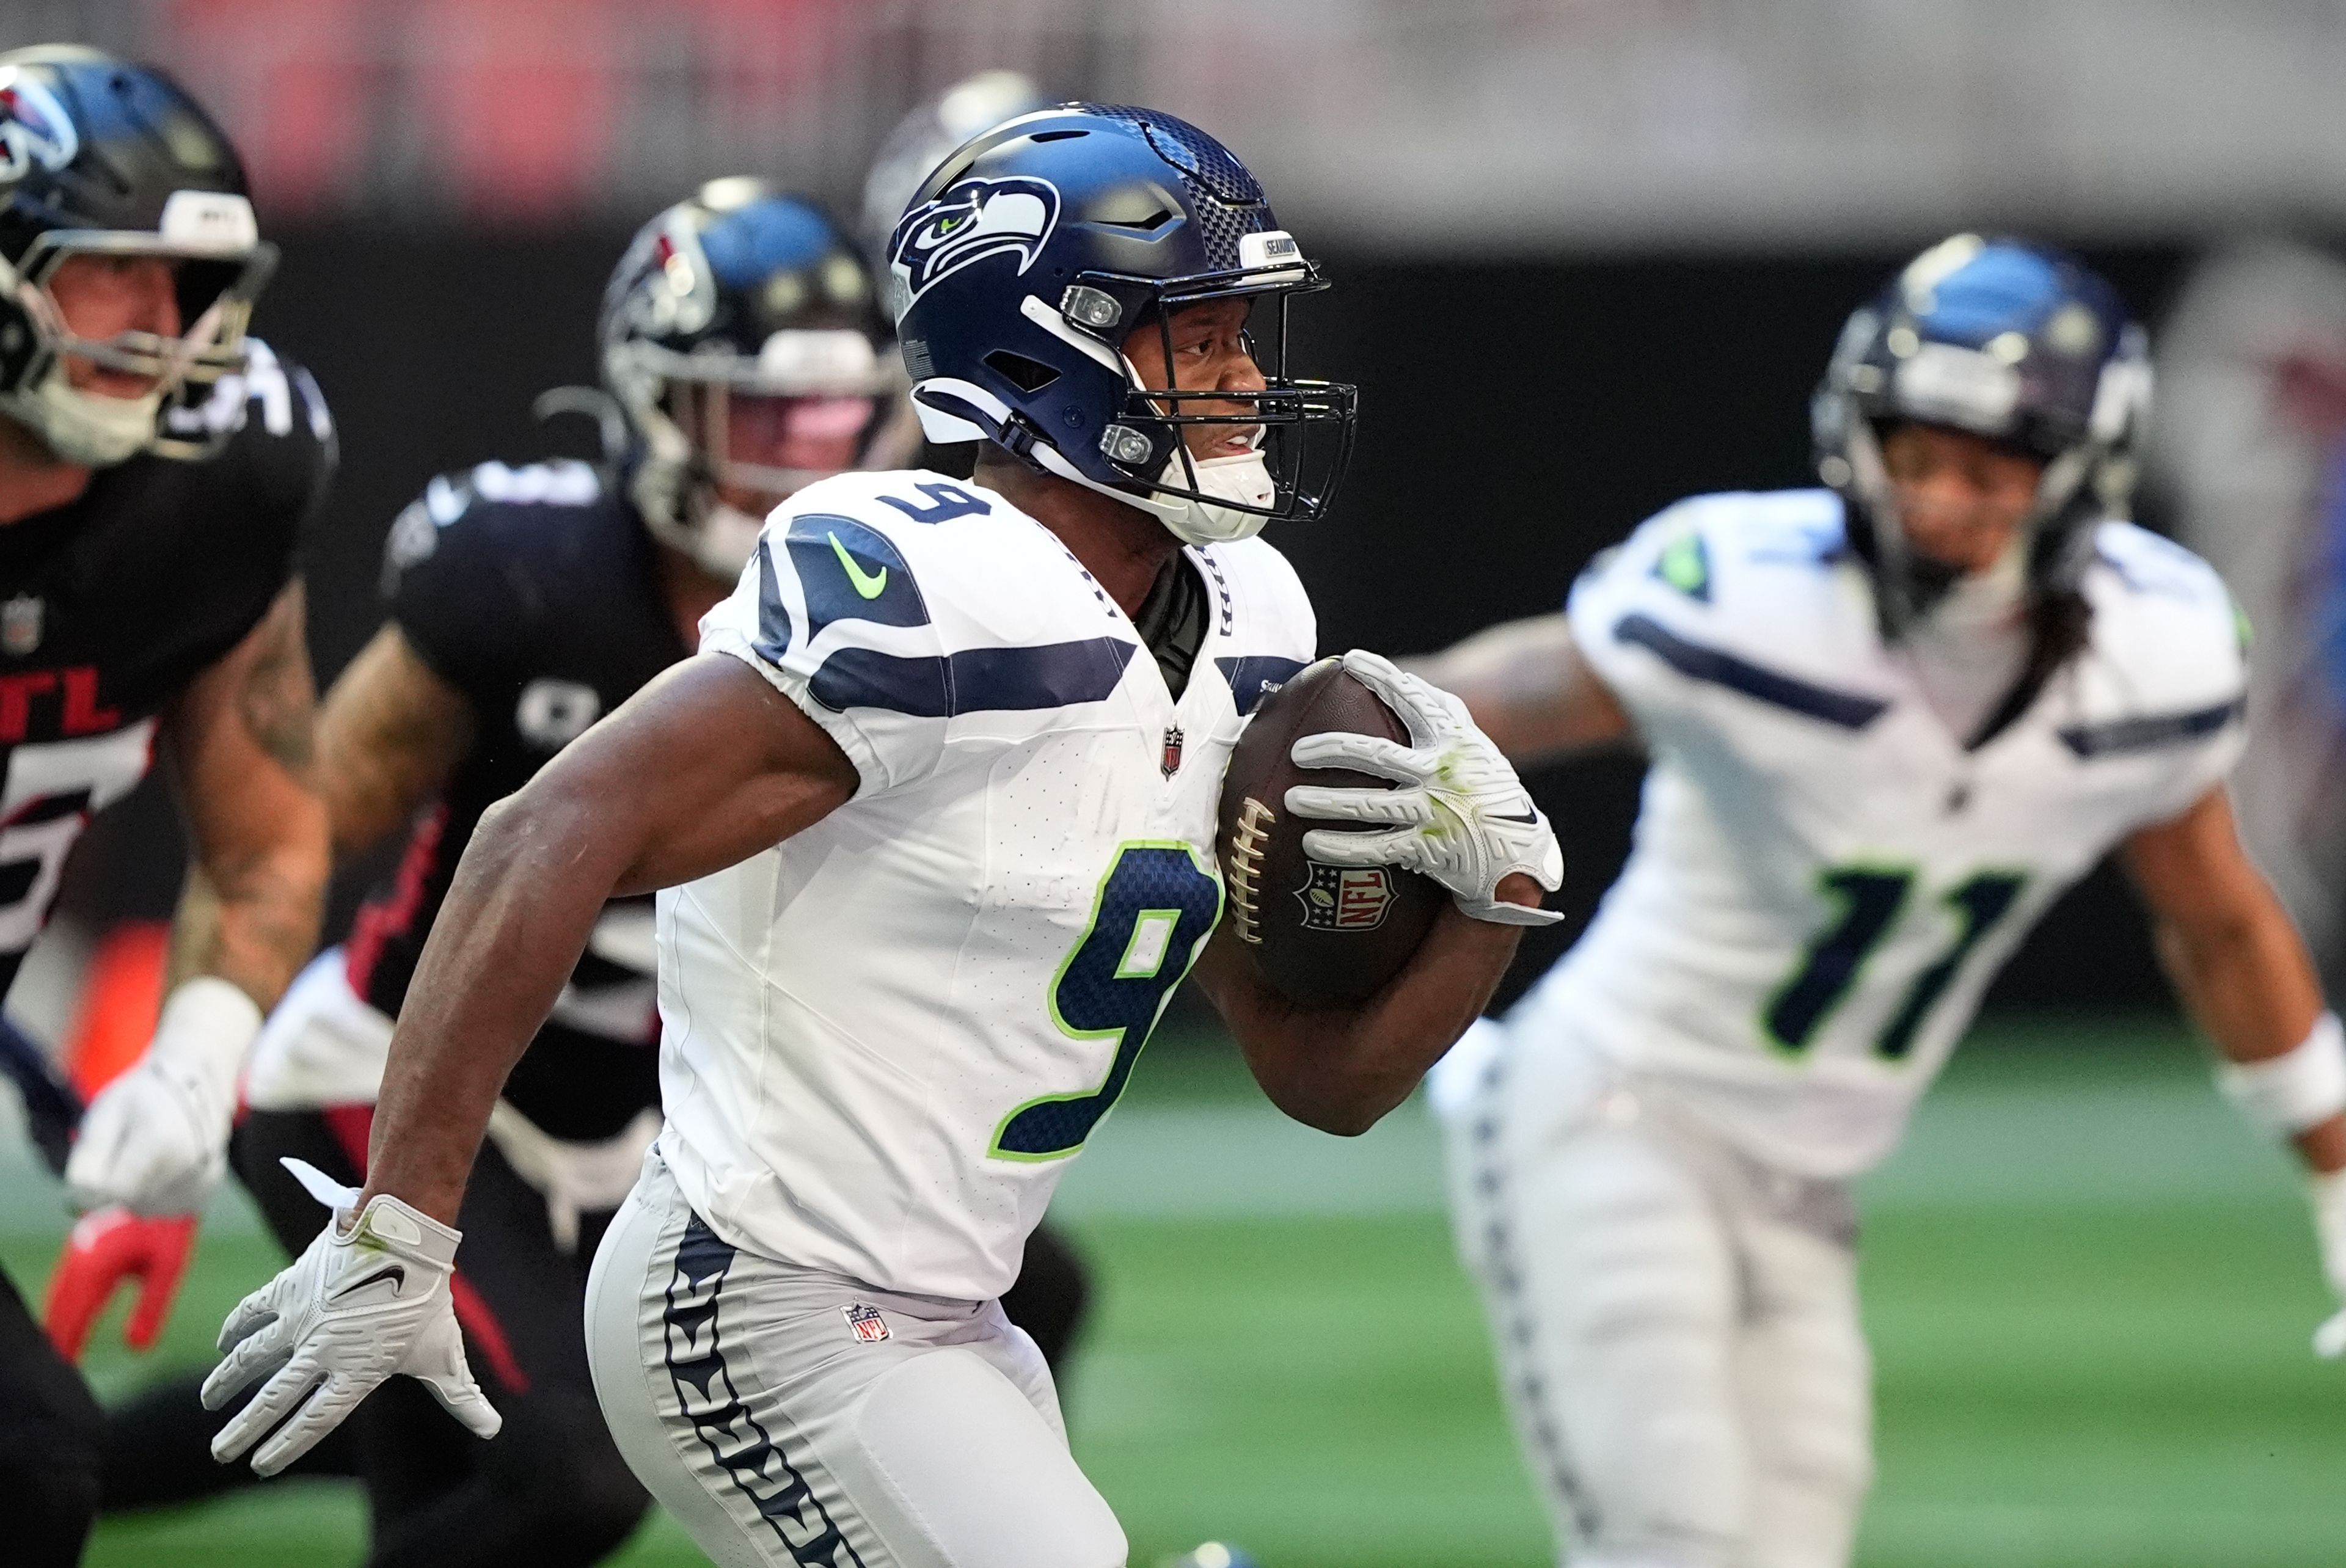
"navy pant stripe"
662,1216,867,1568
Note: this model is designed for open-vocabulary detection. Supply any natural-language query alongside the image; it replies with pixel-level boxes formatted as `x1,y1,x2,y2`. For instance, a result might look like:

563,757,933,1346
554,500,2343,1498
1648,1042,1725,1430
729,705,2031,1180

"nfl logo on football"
1296,862,1394,932
841,1302,890,1343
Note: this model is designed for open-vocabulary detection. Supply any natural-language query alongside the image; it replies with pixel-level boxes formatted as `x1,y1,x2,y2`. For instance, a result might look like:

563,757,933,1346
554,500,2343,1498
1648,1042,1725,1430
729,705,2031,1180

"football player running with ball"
0,46,333,1568
1416,237,2346,1568
201,106,1562,1567
82,180,918,1566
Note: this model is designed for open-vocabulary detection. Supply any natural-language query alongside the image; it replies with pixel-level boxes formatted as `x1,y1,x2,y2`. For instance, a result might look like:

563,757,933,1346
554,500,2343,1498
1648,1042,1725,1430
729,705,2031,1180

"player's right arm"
1405,612,1634,765
202,652,855,1475
360,653,856,1225
313,625,476,858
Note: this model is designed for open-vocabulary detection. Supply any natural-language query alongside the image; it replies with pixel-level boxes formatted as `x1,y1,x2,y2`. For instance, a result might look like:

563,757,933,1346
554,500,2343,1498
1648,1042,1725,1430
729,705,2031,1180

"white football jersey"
1510,489,2247,1178
666,469,1314,1299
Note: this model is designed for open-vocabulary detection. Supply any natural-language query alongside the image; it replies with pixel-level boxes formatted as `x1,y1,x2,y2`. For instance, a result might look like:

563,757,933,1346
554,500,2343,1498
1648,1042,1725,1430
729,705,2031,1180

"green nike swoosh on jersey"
828,531,888,599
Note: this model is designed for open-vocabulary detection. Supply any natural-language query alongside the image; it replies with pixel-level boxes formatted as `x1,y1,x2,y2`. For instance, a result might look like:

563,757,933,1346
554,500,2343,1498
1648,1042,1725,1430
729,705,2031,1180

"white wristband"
149,975,265,1095
2218,1012,2346,1138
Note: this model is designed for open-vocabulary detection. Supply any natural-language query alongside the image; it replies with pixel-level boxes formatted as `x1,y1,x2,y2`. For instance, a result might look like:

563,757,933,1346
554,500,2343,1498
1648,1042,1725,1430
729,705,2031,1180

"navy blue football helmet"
599,178,904,577
1813,234,2151,629
0,46,277,465
886,103,1356,543
860,69,1050,266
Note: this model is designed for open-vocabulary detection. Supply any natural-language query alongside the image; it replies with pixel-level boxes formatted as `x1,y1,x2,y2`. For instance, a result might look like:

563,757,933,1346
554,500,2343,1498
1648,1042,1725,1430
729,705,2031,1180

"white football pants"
1434,1023,1873,1568
584,1148,1127,1568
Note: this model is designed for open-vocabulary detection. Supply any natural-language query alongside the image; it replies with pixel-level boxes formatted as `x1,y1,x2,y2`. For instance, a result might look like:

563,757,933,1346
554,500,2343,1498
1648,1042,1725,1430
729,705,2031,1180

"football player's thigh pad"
1732,1216,1872,1568
1511,1125,1749,1559
848,1348,1125,1568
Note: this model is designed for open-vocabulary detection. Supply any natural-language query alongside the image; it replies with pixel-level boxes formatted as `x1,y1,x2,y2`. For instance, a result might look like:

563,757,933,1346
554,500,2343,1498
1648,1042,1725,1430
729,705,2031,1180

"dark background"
74,229,2208,1016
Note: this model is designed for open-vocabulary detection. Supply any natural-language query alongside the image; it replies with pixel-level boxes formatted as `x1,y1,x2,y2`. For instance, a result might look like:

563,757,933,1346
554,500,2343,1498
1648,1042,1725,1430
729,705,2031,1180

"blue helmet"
886,103,1357,543
598,179,903,577
1813,235,2151,629
860,69,1050,266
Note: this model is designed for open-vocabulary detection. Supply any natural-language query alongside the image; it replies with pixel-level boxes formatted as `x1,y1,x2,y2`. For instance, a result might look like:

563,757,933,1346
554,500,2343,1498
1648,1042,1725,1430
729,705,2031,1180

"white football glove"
1282,649,1564,926
65,978,261,1216
2309,1169,2346,1358
203,1158,500,1476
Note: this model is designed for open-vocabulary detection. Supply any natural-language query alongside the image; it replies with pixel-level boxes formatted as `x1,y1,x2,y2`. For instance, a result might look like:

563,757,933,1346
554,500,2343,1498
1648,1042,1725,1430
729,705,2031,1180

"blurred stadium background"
5,2,2346,1563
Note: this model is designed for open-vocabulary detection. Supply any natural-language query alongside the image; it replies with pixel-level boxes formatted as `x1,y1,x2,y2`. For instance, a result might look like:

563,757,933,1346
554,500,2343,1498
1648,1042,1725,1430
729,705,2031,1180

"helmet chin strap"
1028,439,1277,545
0,364,163,467
1031,423,1278,545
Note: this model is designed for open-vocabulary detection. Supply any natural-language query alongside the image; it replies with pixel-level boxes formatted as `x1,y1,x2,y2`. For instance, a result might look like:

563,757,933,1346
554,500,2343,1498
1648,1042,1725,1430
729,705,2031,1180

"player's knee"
1761,1390,1872,1533
1775,1401,1871,1503
484,1388,650,1558
1760,1326,1873,1502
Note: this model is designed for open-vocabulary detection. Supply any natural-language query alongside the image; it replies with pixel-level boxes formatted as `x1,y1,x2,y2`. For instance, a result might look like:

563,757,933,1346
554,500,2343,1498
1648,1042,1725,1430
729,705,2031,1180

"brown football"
1216,657,1447,1008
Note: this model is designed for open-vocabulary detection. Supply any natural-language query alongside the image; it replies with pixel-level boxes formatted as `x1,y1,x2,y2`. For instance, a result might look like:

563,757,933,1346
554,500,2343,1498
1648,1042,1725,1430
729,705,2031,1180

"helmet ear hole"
984,350,1061,393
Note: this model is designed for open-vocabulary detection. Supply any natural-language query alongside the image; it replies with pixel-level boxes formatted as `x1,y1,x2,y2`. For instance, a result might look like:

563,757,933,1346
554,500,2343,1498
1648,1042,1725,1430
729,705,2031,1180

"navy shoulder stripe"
1215,655,1309,717
2058,696,2243,759
1613,612,1888,730
811,638,1138,717
783,515,930,640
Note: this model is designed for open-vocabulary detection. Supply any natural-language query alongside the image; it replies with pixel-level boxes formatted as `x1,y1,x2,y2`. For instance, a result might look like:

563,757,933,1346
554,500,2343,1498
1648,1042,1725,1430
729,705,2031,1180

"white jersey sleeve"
2070,520,2249,827
697,480,968,797
1566,490,1876,758
1566,497,1715,729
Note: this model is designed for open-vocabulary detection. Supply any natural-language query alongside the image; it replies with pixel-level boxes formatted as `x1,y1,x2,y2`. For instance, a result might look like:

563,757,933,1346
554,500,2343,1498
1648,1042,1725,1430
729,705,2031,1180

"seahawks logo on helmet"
888,176,1061,310
0,68,79,184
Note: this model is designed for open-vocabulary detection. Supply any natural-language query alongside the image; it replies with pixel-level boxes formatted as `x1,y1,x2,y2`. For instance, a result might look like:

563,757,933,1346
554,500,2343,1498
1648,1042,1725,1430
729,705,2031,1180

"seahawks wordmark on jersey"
0,340,329,1002
679,469,1314,1300
1509,489,2246,1178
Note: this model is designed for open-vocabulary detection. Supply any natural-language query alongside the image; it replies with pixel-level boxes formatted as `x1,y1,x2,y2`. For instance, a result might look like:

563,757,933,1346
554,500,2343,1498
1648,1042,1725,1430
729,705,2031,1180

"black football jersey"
0,341,331,1002
346,460,690,1139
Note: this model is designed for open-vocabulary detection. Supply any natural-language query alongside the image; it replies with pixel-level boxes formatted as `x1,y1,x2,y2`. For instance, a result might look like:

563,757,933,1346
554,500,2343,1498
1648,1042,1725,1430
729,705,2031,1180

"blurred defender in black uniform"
96,178,1091,1568
0,46,334,1568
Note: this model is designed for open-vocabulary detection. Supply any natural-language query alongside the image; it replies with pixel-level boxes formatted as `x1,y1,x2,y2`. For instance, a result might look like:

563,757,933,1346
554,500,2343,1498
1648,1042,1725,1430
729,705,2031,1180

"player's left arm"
2122,784,2346,1352
2123,785,2342,1170
1192,879,1538,1136
63,581,331,1216
1193,649,1563,1135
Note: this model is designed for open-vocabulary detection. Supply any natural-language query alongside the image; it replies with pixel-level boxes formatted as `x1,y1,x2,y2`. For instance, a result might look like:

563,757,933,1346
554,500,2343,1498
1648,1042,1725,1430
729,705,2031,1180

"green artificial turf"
5,1015,2341,1567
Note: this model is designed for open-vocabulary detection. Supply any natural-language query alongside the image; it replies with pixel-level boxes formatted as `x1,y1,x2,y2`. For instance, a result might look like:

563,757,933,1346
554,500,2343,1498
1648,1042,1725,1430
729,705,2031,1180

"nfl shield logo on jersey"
841,1302,890,1343
1161,724,1184,778
1295,862,1394,932
1,595,43,656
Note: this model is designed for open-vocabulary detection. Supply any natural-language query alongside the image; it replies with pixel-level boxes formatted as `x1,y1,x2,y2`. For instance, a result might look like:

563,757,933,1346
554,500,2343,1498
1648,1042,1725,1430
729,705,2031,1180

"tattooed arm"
313,622,475,859
160,580,333,1007
63,581,333,1213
